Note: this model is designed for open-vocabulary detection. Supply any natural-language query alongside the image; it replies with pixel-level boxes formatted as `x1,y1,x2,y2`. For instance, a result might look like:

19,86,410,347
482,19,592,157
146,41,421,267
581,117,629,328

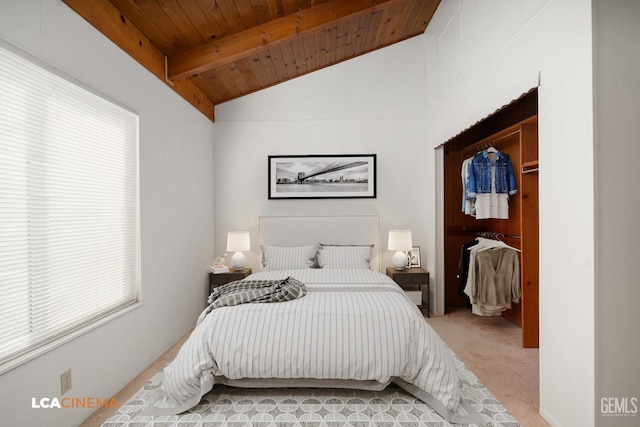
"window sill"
0,301,144,376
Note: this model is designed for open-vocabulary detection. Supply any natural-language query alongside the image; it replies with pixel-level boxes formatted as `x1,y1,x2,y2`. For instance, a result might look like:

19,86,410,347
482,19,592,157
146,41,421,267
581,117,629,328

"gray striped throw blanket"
197,277,307,324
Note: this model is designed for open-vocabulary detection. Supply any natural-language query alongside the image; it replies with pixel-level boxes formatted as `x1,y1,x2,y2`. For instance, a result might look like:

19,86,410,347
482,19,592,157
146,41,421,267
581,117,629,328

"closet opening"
440,88,539,348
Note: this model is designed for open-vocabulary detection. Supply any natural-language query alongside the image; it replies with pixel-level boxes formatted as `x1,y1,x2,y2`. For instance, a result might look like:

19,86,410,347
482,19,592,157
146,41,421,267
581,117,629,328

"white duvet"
142,269,480,423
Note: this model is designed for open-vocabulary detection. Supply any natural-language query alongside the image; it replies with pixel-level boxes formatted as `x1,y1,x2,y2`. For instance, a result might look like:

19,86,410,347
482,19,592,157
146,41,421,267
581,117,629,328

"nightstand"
208,268,252,296
386,267,430,317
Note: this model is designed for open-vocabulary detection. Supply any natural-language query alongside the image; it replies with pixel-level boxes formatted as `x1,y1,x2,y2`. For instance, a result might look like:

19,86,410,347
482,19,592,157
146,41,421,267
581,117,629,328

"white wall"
0,1,215,426
423,0,595,426
593,1,640,426
2,1,621,426
214,37,433,279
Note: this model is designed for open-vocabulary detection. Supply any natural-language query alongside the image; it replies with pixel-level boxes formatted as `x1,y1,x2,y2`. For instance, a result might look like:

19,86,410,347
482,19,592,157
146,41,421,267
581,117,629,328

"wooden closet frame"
443,114,539,348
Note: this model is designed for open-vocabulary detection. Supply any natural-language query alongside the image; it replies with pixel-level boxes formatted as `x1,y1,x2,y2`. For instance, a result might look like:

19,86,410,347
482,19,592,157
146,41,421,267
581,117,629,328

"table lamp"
388,230,412,270
227,231,250,270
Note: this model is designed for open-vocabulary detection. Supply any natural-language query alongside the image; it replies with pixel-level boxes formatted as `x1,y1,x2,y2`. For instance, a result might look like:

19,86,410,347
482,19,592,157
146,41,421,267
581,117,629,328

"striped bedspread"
142,269,480,423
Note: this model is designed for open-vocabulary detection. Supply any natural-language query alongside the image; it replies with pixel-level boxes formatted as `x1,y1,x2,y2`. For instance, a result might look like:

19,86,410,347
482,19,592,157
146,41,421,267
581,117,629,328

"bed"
142,216,480,424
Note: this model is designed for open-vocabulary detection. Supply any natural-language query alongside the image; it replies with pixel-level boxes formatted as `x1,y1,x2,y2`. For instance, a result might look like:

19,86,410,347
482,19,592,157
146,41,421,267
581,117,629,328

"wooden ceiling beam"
167,0,401,81
61,0,215,121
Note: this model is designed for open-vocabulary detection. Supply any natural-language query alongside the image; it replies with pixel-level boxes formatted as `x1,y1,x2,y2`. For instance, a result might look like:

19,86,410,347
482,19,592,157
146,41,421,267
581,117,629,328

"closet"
442,90,539,348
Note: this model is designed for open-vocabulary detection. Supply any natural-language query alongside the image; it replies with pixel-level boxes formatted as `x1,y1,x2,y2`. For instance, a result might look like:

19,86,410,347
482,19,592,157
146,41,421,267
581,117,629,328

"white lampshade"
388,230,412,251
227,231,250,252
227,231,250,270
388,230,412,270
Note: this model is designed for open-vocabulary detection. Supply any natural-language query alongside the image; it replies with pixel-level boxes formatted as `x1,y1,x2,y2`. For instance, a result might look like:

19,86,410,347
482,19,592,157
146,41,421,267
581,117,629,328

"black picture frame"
268,154,377,199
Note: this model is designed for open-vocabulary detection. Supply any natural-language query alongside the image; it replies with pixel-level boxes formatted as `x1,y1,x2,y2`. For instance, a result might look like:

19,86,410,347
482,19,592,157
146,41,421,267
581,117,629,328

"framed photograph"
268,154,377,199
407,246,421,268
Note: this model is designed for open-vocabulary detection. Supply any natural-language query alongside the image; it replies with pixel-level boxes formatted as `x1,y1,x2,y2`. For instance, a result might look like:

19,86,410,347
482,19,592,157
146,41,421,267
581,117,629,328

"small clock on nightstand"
208,268,251,297
386,267,430,317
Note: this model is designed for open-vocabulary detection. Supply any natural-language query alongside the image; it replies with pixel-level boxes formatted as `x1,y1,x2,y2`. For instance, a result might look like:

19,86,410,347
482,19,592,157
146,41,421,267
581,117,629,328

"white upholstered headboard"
258,216,381,271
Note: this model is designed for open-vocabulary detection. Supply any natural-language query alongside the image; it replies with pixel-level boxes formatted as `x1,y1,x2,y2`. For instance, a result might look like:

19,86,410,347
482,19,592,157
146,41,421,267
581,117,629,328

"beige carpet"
427,308,549,427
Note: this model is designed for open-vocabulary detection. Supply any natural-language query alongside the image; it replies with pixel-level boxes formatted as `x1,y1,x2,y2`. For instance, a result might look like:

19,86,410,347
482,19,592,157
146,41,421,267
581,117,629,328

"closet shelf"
522,160,539,174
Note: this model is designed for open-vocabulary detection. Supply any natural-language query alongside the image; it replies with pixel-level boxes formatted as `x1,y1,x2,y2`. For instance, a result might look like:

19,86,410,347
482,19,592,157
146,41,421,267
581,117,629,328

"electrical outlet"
60,369,72,395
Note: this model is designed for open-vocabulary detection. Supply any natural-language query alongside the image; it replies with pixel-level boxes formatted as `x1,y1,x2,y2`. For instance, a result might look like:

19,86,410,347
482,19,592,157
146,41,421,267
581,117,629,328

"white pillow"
260,244,317,271
317,246,372,269
319,243,373,260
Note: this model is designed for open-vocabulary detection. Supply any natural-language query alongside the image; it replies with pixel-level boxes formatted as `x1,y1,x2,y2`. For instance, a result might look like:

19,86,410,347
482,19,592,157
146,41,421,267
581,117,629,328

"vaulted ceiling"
62,0,440,121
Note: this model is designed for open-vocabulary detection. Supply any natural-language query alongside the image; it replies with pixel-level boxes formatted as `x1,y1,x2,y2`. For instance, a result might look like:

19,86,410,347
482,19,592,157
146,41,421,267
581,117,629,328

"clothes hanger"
481,240,521,252
474,233,521,252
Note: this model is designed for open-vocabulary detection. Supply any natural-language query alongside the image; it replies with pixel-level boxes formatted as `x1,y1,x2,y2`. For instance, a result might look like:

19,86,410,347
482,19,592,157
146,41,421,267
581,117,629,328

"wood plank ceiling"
62,0,440,121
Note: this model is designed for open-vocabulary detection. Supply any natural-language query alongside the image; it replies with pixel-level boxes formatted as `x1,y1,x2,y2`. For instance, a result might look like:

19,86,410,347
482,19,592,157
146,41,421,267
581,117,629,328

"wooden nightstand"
386,267,430,317
208,268,252,296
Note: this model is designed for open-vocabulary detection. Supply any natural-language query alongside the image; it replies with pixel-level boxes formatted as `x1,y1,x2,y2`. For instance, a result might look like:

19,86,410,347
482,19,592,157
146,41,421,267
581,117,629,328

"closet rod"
473,231,521,240
462,227,522,240
499,234,521,239
465,129,521,154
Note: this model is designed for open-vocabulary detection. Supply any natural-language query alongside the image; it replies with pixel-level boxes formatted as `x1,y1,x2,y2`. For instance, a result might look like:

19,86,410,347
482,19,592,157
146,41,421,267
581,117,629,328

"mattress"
142,269,480,423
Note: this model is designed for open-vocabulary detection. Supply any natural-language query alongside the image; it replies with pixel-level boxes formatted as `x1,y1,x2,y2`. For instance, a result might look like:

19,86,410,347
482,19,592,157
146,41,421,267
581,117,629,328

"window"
0,40,140,370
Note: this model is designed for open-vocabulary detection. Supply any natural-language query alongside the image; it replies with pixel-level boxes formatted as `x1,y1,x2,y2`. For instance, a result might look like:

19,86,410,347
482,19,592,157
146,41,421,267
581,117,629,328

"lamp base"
230,251,246,270
392,251,407,271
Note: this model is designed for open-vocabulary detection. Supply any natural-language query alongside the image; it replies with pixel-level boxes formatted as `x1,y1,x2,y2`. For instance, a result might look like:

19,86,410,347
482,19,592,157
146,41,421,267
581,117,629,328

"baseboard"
539,408,562,427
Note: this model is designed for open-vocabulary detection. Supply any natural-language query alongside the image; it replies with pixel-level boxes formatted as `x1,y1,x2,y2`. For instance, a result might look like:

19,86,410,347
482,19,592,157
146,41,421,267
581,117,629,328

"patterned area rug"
102,351,520,427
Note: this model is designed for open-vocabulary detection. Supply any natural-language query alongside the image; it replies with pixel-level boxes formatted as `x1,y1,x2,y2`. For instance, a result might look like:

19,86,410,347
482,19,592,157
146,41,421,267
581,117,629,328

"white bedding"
142,269,480,423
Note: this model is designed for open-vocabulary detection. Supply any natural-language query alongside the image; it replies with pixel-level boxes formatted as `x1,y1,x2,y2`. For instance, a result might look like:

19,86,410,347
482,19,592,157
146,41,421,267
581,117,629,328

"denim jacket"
466,150,517,197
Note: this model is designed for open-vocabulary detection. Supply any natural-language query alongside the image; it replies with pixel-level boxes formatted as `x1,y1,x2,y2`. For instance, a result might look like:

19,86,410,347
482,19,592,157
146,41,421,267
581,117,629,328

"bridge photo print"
268,154,377,199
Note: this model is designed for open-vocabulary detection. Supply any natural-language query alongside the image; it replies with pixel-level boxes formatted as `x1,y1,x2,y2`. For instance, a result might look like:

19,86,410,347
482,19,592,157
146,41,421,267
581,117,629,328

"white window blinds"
0,41,140,368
